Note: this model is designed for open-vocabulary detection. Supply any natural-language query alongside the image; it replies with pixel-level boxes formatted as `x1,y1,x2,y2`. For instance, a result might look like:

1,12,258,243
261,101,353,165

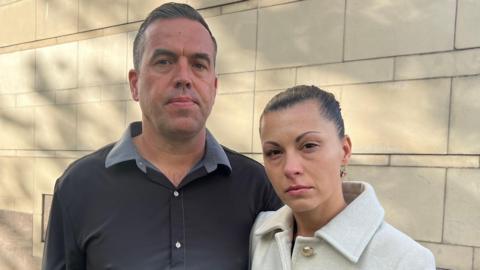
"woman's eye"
264,149,282,158
302,143,319,151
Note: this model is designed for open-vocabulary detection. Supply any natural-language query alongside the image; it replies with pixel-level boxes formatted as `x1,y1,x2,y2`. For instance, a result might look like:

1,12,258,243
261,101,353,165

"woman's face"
260,100,352,214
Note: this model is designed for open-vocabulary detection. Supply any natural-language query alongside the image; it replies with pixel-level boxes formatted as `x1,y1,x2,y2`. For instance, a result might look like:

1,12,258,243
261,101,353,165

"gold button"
301,246,314,257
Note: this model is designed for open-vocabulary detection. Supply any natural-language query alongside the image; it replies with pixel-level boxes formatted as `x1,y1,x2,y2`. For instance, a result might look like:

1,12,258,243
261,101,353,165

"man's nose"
283,152,303,179
174,58,192,90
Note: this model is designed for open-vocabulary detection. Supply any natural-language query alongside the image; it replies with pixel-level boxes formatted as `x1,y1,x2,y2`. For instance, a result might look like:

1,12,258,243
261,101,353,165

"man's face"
129,18,217,140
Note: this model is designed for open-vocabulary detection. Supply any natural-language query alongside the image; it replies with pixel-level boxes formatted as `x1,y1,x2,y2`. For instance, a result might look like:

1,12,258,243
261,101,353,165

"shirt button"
173,191,180,197
301,246,315,257
175,241,182,248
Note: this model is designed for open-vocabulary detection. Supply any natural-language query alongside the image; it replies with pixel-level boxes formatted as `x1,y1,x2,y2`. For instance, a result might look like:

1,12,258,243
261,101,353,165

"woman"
250,85,435,269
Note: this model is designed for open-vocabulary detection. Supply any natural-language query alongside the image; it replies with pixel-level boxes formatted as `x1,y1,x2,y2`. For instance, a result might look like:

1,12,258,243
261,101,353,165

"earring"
340,165,347,178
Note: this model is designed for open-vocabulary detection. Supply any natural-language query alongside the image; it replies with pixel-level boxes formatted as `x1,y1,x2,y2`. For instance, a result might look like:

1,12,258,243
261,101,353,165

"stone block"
444,168,480,246
221,0,258,14
55,87,102,104
54,150,92,159
0,0,35,46
207,9,257,73
456,0,480,49
16,91,56,107
35,105,76,150
395,48,480,80
391,155,479,168
127,31,137,71
257,0,344,69
56,28,104,44
79,0,128,31
126,101,142,126
188,0,242,9
0,95,15,108
255,68,296,91
421,242,473,270
34,158,73,214
259,0,298,7
342,79,451,154
297,58,394,87
198,7,221,18
127,0,181,22
348,154,389,166
36,0,78,39
0,196,15,211
218,72,255,94
0,107,35,150
16,150,56,158
347,166,445,242
77,102,126,150
0,50,35,94
33,213,44,257
78,33,128,87
449,76,480,154
36,42,78,91
345,0,456,60
102,84,132,101
475,248,480,270
0,158,35,211
207,93,254,152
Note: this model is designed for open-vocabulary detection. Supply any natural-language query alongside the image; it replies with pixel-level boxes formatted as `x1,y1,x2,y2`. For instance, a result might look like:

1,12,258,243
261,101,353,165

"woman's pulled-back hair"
261,85,345,138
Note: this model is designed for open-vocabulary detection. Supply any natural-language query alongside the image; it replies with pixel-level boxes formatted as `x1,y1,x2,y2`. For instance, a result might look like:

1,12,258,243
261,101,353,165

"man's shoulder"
55,143,115,189
222,146,264,170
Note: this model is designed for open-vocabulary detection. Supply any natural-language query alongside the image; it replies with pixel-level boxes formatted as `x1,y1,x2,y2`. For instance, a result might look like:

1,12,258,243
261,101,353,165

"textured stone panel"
259,0,298,7
0,196,15,211
16,91,56,107
255,68,296,91
421,242,473,270
78,33,128,87
347,166,445,242
35,105,76,150
102,84,131,101
297,58,394,86
449,76,480,154
349,155,389,166
220,0,258,14
475,248,480,270
444,168,480,246
0,0,35,46
207,93,253,152
396,48,480,80
36,42,78,91
391,155,479,168
0,95,15,108
257,0,344,69
456,0,480,49
34,158,73,214
126,100,142,126
252,90,281,153
79,0,128,31
345,0,456,60
207,10,257,73
0,158,35,211
218,72,254,94
0,50,35,94
33,213,44,257
127,31,137,71
127,0,174,22
77,102,126,150
36,0,78,39
56,87,102,104
342,79,450,154
0,107,35,150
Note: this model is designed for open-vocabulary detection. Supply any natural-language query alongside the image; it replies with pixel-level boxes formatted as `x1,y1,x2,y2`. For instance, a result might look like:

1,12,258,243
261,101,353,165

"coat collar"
254,181,384,263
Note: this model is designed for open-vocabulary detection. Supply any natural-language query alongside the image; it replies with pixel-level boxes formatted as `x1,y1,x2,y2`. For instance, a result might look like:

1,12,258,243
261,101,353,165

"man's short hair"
132,2,217,71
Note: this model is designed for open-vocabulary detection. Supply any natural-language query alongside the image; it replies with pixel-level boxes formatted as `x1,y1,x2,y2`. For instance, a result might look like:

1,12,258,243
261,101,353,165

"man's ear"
128,69,140,101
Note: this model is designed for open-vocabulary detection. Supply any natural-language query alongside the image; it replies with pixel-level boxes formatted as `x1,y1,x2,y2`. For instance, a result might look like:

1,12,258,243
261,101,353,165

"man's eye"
156,59,171,65
193,63,207,70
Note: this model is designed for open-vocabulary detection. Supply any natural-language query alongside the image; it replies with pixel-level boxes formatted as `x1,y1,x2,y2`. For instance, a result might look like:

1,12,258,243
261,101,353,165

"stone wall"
0,0,479,269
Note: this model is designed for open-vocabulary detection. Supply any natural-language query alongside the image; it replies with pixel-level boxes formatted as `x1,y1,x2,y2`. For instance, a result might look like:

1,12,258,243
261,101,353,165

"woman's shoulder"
366,222,436,268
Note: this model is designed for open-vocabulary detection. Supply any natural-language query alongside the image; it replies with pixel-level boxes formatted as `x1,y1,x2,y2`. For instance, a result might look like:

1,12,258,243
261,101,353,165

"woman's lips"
286,185,312,195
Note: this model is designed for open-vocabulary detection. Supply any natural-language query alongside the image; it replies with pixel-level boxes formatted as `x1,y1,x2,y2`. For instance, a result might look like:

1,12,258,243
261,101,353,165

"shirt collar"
254,181,384,263
105,121,231,173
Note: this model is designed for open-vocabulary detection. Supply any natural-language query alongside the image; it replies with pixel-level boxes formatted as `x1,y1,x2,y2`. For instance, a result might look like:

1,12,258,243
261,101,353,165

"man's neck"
133,124,206,187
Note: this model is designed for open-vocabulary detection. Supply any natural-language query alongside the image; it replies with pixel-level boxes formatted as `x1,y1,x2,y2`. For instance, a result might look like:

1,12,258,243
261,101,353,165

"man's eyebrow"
191,53,212,65
150,49,177,60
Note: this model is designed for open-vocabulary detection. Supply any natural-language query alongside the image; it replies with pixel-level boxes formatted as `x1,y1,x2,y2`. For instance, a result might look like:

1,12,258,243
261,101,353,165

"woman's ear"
342,135,352,165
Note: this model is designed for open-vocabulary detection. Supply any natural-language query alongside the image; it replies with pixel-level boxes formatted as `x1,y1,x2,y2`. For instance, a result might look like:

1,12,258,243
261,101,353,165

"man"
42,2,281,270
